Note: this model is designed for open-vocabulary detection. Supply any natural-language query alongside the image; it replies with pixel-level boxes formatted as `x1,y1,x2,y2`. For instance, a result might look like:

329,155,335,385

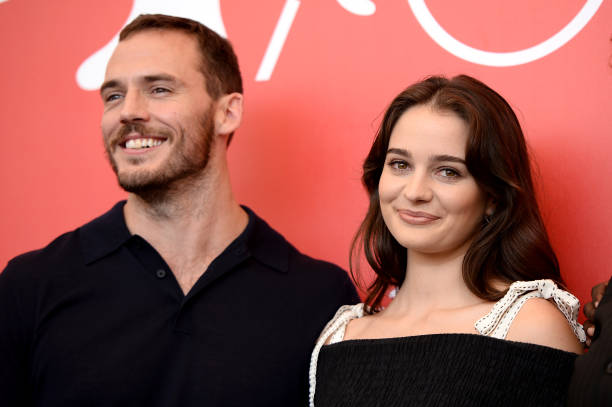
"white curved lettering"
336,0,376,16
76,0,226,91
256,0,301,81
407,0,603,67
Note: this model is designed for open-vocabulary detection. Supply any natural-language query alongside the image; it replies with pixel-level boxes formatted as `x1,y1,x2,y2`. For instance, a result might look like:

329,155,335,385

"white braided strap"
474,279,586,342
308,303,364,407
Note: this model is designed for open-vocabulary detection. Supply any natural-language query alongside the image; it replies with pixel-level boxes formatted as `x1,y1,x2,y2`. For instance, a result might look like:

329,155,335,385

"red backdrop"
1,0,611,311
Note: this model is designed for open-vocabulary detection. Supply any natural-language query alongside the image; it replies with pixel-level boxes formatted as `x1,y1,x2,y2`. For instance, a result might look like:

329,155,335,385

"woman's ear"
485,198,496,217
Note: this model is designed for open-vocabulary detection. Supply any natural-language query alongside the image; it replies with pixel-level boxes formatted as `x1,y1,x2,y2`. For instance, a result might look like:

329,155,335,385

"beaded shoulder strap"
474,279,586,342
308,303,364,407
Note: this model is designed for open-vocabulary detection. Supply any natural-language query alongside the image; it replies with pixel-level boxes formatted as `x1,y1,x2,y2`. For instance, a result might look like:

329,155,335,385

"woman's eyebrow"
431,154,466,164
386,148,411,157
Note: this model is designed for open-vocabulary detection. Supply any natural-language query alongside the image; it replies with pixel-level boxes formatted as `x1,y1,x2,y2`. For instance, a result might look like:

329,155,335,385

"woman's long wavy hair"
351,75,562,312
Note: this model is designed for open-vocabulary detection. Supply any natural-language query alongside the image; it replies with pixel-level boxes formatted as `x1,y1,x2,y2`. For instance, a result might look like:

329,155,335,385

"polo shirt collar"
238,206,289,273
80,201,131,265
79,201,290,274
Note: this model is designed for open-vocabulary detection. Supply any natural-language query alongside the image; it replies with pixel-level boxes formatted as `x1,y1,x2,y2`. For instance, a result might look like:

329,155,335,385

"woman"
309,75,585,406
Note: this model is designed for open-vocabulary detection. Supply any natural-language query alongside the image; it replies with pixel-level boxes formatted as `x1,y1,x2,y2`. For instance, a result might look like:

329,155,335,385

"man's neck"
122,168,248,295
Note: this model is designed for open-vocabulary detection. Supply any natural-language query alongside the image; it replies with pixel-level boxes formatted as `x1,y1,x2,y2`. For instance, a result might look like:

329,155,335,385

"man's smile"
122,137,166,150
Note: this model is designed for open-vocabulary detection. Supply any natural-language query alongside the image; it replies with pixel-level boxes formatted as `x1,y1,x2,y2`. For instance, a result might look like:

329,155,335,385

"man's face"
100,30,216,194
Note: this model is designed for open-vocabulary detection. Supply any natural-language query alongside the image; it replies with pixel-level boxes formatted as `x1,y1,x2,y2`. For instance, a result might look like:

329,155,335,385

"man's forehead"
110,30,199,61
104,29,202,81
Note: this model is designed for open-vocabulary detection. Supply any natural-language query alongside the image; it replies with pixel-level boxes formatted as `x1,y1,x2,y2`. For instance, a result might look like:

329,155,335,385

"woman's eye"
389,160,409,170
438,168,460,178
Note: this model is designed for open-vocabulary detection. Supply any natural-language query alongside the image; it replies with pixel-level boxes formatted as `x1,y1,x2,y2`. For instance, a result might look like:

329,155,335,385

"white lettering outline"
407,0,603,67
75,0,227,90
255,0,301,81
73,0,604,89
336,0,376,16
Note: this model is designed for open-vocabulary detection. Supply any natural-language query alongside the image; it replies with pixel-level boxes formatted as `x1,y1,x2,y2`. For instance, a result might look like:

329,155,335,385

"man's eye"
151,87,170,94
105,94,122,103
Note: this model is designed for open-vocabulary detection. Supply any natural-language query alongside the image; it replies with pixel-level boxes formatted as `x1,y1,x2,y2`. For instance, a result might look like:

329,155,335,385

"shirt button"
606,360,612,375
156,269,167,279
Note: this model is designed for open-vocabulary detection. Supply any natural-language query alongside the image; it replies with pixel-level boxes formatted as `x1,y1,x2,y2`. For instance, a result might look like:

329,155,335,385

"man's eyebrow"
100,79,120,96
141,74,178,84
99,74,180,96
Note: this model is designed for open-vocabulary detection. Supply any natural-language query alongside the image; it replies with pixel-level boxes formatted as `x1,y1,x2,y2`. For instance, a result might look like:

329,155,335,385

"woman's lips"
397,209,440,225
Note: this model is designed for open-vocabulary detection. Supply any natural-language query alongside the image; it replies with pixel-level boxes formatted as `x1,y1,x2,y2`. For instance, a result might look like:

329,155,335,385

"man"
568,279,612,406
566,37,612,407
0,14,358,406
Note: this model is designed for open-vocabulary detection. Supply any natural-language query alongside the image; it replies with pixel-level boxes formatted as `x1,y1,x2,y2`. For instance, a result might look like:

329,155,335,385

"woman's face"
378,104,491,257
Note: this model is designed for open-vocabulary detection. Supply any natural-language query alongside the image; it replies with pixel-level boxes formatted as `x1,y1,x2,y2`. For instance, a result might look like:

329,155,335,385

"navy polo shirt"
0,201,359,406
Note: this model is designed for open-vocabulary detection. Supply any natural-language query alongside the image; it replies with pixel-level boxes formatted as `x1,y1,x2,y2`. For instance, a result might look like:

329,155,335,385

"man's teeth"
125,138,164,149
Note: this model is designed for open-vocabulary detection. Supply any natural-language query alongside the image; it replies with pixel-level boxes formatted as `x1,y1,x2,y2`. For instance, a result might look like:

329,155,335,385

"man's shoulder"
248,209,346,277
247,210,358,303
287,246,347,281
3,228,82,279
2,202,126,279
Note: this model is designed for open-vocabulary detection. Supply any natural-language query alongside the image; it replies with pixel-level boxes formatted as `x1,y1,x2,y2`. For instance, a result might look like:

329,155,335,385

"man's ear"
214,93,243,136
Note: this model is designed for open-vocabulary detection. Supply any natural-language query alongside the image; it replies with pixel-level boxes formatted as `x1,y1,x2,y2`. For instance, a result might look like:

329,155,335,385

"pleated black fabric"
315,333,576,406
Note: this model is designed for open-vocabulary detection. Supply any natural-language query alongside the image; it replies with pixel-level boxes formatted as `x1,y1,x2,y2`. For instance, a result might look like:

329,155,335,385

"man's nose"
403,172,433,202
120,90,150,123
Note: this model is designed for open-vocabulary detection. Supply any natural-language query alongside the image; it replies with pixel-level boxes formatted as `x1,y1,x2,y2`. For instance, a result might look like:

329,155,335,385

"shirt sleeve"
0,262,34,406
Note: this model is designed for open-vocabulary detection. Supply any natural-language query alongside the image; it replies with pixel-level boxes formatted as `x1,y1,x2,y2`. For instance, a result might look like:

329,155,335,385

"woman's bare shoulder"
505,297,583,354
340,312,378,341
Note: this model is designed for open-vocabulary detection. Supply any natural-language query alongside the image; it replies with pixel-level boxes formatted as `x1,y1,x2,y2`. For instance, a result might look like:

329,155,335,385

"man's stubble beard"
105,110,215,204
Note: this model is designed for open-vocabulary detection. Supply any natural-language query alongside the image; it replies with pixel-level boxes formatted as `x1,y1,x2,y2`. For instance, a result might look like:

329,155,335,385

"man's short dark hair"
120,14,243,100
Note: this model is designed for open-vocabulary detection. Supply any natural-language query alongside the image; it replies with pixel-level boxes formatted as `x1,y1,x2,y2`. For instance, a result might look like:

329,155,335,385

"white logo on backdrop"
75,0,603,90
76,0,227,91
336,0,376,16
407,0,603,67
255,0,301,81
